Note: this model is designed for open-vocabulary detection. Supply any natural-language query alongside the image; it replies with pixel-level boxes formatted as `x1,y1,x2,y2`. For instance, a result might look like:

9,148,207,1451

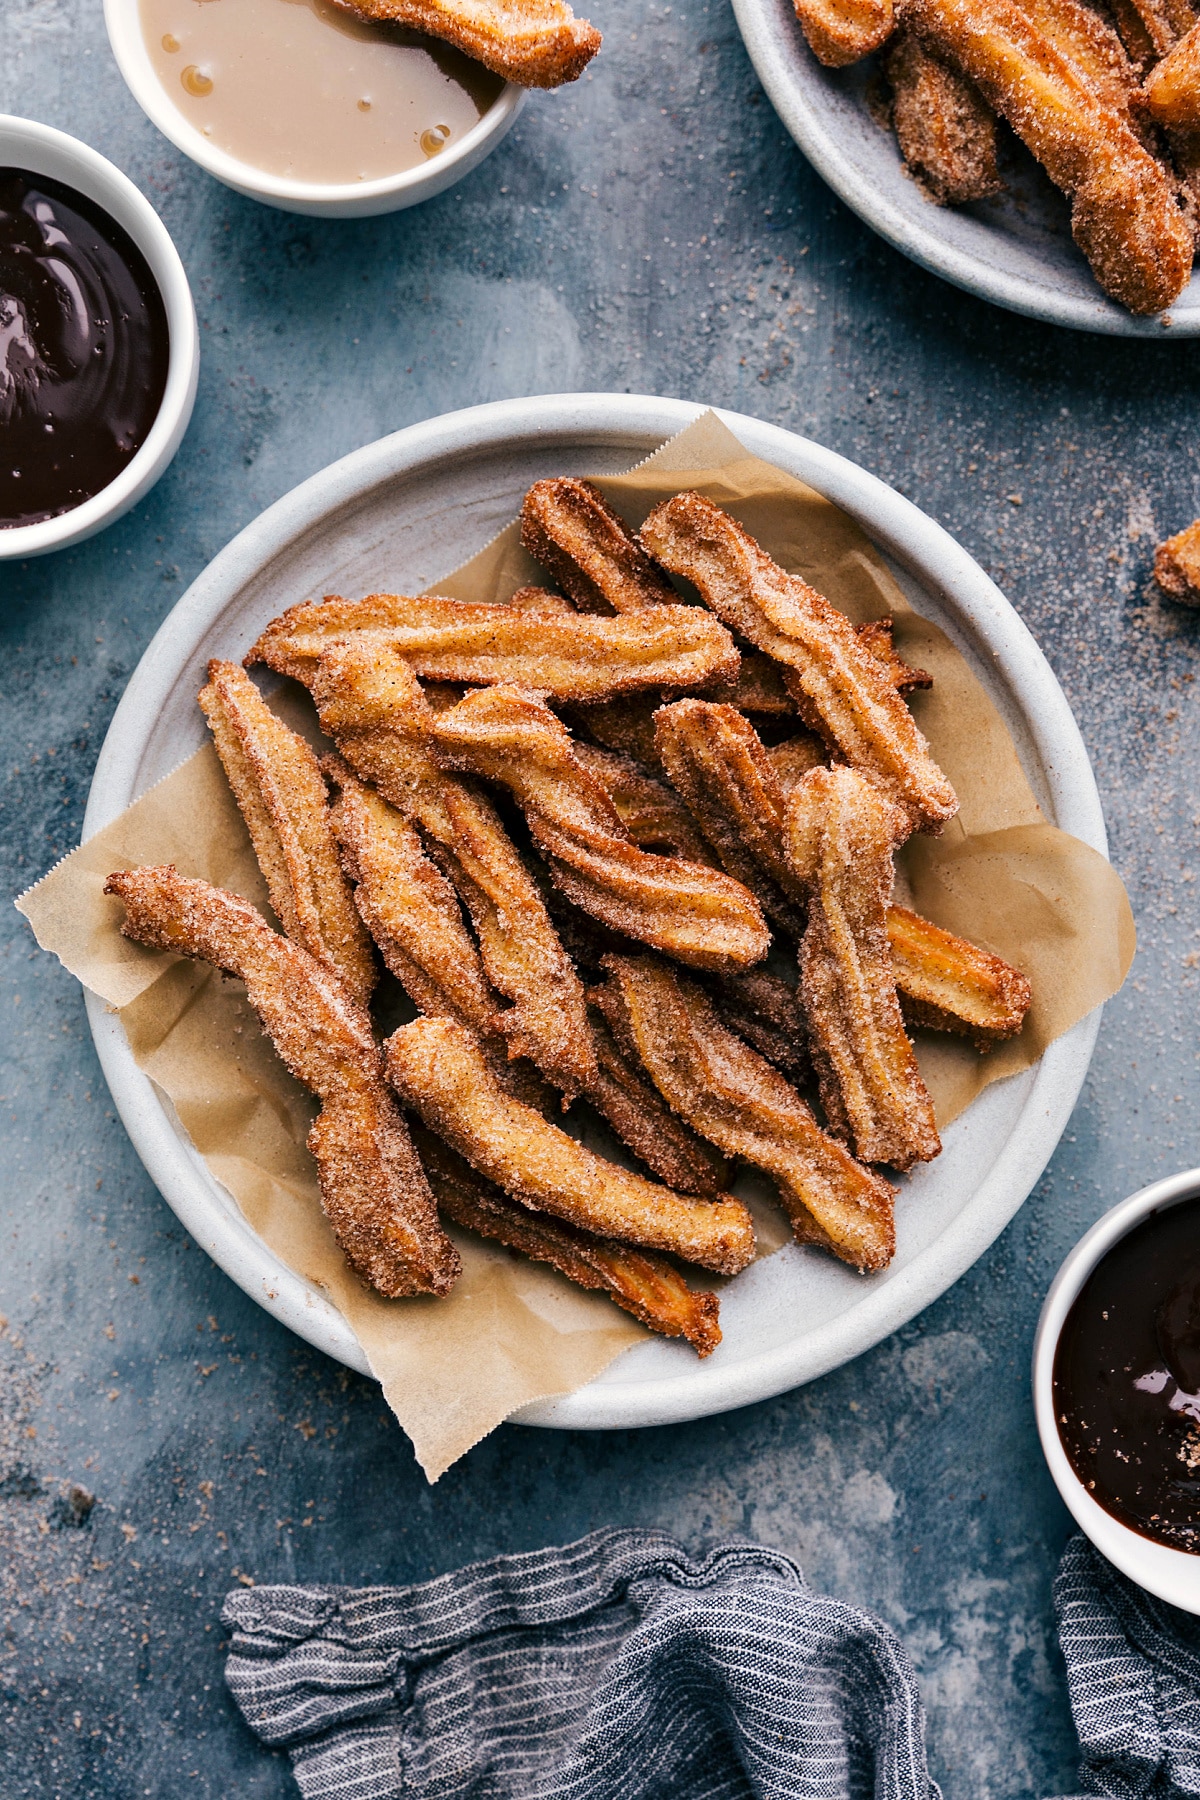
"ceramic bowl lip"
0,114,199,561
1033,1167,1200,1613
102,0,524,213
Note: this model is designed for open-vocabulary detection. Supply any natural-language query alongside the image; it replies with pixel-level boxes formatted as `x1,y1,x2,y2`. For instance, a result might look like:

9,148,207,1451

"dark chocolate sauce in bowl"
0,168,169,528
1054,1197,1200,1552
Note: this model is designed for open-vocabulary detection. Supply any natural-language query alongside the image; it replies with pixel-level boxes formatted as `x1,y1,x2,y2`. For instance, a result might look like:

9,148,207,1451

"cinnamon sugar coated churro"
639,492,959,832
430,684,771,969
521,478,678,613
887,904,1031,1047
886,32,1002,203
248,593,740,699
794,0,895,64
104,867,460,1297
1154,517,1200,604
310,642,596,1102
198,661,376,1006
330,0,601,86
787,768,941,1170
1145,18,1200,126
597,955,896,1272
415,1131,722,1354
900,0,1193,314
385,1016,757,1274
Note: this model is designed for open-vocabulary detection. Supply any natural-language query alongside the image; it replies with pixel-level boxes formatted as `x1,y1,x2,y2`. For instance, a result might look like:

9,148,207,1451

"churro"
105,866,459,1297
886,32,1002,202
1154,516,1200,603
431,684,771,970
597,955,896,1271
794,0,895,65
415,1131,721,1354
198,661,375,1005
312,642,596,1101
572,741,718,863
887,904,1031,1047
787,767,941,1169
520,477,678,613
1146,20,1200,129
248,593,739,700
385,1017,757,1274
640,493,958,831
901,0,1193,314
330,0,601,86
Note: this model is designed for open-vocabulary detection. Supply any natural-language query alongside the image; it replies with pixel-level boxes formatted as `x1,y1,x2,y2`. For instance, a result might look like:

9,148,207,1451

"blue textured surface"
3,0,1200,1794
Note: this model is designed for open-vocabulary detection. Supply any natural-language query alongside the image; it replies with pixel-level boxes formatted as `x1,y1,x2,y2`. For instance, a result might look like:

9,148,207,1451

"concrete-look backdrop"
2,0,1198,1793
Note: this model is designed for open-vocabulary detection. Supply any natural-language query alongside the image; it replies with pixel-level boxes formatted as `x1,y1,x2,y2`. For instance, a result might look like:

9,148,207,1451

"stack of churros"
105,480,1031,1358
791,0,1200,314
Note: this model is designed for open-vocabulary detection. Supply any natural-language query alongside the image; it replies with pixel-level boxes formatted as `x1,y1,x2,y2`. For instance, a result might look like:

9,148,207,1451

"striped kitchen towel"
222,1529,935,1800
223,1529,1200,1799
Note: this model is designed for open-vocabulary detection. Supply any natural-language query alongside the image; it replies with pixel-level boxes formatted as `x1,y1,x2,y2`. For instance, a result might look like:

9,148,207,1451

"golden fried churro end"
795,0,895,63
521,478,678,614
886,33,1002,204
327,0,600,86
1154,517,1200,603
887,903,1031,1049
1146,19,1200,129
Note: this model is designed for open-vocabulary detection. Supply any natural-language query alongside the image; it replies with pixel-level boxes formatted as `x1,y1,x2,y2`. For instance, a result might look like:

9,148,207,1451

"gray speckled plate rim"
730,0,1200,338
82,392,1104,1431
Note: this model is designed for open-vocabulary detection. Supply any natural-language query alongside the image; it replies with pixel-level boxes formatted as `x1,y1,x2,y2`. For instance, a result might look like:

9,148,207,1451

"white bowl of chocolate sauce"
0,115,199,560
1034,1168,1200,1613
104,0,524,217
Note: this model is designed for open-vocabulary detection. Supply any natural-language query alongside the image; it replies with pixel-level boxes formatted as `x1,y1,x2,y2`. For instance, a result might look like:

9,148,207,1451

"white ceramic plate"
83,393,1105,1429
731,0,1200,337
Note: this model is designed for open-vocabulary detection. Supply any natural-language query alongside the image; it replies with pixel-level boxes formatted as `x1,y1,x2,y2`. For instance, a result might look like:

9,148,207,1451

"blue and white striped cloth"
222,1529,1200,1800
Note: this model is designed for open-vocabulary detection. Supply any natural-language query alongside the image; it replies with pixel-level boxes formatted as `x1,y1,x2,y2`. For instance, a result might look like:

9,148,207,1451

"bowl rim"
79,391,1109,1431
102,0,525,208
0,114,199,560
1033,1166,1200,1612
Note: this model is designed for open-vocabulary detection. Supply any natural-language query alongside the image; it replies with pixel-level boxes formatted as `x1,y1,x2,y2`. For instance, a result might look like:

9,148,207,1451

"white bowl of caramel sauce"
1034,1168,1200,1613
105,0,524,216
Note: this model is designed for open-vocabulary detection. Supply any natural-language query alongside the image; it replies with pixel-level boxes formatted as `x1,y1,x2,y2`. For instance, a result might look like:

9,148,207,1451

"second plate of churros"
70,395,1127,1429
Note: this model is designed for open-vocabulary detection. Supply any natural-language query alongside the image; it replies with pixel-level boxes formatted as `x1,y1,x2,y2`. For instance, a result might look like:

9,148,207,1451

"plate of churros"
732,0,1200,333
51,394,1132,1442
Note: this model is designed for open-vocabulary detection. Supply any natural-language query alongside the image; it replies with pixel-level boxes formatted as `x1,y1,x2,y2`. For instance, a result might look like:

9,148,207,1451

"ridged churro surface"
198,661,375,1005
640,492,959,832
104,866,459,1297
787,768,941,1170
330,0,600,86
598,955,896,1272
431,685,771,970
385,1017,756,1274
312,643,596,1101
248,593,739,700
416,1130,721,1354
520,478,678,613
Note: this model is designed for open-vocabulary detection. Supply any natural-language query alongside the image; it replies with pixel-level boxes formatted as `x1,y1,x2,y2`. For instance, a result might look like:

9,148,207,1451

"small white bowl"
103,0,525,217
0,115,199,562
1034,1167,1200,1613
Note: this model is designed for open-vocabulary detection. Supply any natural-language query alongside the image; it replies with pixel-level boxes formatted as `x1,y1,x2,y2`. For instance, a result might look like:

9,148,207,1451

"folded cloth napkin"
222,1528,936,1800
222,1529,1200,1800
1052,1534,1200,1800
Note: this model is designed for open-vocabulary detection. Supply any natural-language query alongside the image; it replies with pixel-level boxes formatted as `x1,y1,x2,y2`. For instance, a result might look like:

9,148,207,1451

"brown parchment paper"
16,411,1135,1478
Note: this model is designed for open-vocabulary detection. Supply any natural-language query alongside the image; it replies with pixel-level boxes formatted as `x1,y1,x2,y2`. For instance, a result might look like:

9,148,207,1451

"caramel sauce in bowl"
1034,1168,1200,1614
105,0,523,215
